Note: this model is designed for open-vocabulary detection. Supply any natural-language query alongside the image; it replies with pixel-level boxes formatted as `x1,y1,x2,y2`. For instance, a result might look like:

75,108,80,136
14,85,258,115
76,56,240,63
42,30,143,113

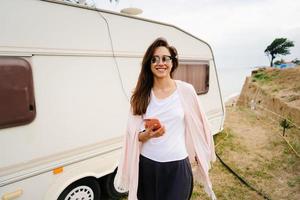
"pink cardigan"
116,80,217,200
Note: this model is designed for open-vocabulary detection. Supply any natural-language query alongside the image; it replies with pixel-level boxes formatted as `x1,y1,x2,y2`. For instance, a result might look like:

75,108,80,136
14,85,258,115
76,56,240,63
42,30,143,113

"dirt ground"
259,67,300,109
191,101,300,200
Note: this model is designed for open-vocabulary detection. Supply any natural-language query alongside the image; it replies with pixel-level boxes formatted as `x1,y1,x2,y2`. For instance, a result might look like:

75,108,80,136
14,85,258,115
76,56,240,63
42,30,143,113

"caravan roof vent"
120,7,143,15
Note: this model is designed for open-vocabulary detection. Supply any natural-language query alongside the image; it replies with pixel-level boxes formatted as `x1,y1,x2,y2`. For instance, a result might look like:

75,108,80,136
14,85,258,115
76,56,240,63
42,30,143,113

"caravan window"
174,62,209,94
0,57,36,129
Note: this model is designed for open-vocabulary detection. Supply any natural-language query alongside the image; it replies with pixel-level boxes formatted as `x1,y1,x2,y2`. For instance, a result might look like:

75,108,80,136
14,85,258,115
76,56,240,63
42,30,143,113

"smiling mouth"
155,67,167,72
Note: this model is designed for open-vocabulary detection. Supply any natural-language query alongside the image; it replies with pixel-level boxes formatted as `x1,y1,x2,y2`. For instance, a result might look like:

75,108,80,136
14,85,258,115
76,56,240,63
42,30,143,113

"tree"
264,38,294,67
292,58,300,65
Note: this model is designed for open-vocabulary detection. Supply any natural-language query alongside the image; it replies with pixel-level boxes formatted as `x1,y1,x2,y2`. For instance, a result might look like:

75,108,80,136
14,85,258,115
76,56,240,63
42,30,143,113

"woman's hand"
138,125,165,143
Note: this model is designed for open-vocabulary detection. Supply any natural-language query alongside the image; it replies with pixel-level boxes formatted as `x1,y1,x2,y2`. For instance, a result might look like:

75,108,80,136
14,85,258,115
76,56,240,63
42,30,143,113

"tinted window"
174,62,209,94
0,57,36,129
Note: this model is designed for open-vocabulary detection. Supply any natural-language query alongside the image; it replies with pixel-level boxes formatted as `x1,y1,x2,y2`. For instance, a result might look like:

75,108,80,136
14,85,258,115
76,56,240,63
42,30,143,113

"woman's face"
150,46,173,79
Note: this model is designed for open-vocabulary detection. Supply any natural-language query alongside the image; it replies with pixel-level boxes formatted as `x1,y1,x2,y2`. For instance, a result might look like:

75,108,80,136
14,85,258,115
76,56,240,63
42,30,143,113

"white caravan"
0,0,225,199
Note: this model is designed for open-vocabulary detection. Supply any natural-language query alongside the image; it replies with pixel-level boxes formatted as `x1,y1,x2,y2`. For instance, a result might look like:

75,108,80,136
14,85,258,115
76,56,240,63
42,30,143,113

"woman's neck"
153,77,175,91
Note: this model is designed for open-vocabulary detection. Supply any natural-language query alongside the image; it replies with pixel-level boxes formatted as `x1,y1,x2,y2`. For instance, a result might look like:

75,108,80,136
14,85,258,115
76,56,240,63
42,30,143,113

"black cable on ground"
215,152,272,200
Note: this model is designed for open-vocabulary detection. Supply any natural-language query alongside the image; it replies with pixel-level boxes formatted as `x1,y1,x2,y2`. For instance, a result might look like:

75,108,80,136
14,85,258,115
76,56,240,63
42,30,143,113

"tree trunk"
270,54,275,67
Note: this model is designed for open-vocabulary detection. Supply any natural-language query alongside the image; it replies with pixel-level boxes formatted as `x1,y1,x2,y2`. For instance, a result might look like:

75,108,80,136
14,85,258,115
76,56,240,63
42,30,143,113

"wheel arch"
44,165,118,200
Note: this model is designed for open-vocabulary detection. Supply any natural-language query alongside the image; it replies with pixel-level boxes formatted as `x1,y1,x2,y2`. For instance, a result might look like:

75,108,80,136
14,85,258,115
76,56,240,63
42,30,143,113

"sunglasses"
151,55,172,64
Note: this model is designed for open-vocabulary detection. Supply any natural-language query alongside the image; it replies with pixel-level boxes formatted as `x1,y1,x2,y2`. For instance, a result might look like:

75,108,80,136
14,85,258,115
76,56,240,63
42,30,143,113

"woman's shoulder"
175,80,196,93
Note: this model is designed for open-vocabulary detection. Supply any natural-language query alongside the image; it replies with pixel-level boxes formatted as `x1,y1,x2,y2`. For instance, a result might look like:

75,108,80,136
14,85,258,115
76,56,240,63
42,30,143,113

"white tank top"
140,89,188,162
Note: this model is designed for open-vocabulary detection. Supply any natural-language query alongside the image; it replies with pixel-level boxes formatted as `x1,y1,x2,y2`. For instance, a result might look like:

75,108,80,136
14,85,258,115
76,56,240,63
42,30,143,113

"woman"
116,38,217,200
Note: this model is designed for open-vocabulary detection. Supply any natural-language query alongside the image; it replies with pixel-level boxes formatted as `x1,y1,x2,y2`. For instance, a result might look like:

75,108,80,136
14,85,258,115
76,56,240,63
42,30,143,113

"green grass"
214,128,248,155
212,107,299,199
190,183,205,199
252,70,280,85
283,126,300,155
287,176,300,188
252,71,271,83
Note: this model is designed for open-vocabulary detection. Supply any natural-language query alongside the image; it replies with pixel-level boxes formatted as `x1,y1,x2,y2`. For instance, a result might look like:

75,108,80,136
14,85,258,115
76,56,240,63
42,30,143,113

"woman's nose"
158,59,164,65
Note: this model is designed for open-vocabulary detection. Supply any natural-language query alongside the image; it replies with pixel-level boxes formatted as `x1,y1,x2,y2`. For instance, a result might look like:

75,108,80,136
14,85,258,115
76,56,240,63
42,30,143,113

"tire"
58,177,101,200
100,169,128,200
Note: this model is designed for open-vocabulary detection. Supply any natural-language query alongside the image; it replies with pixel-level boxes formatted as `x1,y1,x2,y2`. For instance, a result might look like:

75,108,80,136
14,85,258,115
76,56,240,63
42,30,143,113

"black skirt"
137,155,193,200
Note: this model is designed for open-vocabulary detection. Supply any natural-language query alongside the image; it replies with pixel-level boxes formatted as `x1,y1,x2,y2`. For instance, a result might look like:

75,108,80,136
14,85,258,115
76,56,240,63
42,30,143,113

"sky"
93,0,300,70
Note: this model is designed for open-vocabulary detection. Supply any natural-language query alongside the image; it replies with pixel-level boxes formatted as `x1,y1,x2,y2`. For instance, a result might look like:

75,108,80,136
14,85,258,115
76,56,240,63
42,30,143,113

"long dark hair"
130,37,178,115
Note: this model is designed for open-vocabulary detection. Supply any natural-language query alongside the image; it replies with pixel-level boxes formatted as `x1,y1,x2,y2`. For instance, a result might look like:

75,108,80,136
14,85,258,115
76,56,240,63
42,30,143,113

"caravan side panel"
0,0,111,54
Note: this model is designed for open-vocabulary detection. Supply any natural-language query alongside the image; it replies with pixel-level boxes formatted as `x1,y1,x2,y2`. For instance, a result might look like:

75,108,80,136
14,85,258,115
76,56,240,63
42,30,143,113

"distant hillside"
237,66,300,126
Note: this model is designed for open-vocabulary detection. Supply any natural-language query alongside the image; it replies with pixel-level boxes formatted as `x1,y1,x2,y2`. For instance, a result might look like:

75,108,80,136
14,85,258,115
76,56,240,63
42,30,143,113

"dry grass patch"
191,106,300,200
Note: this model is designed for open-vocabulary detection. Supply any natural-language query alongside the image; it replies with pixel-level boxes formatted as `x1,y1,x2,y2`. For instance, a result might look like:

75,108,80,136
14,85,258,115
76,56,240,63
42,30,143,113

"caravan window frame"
174,60,210,95
0,57,36,129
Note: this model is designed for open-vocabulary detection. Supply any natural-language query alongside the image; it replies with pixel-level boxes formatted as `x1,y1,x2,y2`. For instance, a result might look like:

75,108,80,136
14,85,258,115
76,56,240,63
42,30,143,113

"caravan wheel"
100,169,128,199
58,178,101,200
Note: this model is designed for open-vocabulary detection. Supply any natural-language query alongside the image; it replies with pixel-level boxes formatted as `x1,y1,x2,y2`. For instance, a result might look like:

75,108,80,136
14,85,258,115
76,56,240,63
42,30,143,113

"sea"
216,66,253,102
